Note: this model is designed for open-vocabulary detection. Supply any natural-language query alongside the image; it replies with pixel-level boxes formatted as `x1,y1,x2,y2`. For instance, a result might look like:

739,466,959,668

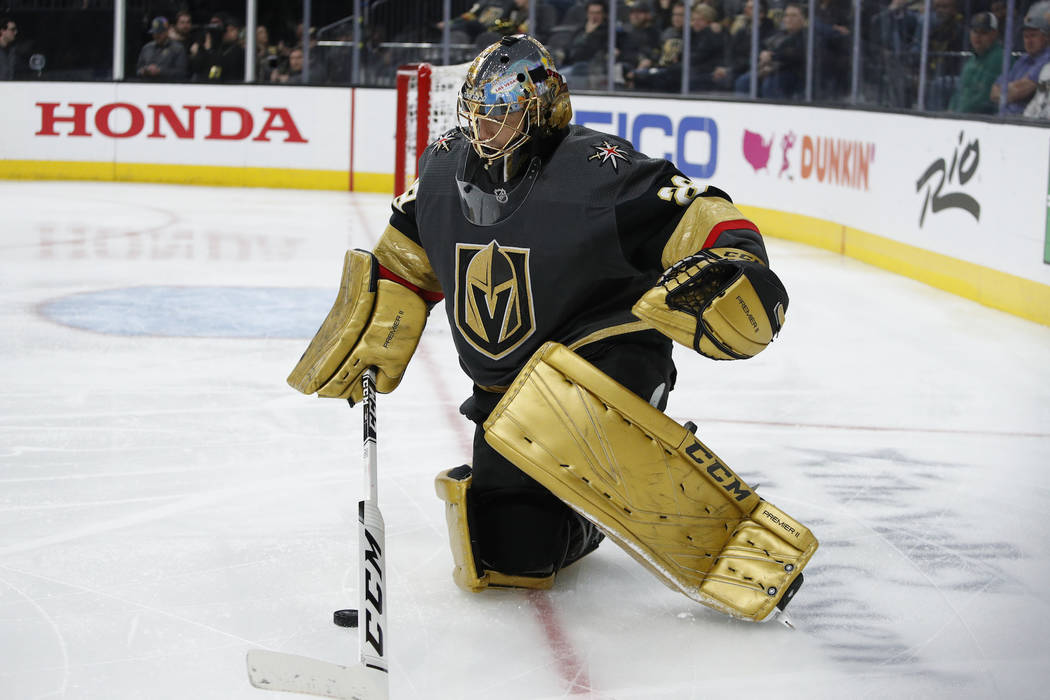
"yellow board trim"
739,204,1050,328
0,160,398,193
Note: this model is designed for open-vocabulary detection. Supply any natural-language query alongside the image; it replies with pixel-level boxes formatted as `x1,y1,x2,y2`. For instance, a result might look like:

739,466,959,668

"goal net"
394,62,472,196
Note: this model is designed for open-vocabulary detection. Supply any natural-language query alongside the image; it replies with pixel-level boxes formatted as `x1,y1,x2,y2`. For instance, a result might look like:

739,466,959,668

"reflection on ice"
1,181,1049,700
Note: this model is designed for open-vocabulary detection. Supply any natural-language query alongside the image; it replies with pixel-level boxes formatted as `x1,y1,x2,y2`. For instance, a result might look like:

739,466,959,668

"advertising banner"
1,82,352,186
572,95,1050,287
2,82,1047,320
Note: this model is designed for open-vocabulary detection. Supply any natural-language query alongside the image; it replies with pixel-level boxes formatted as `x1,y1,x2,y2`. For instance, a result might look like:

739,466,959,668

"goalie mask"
457,34,572,185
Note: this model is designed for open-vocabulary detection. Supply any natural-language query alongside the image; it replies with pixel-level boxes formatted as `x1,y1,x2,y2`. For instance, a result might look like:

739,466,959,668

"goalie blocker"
481,342,817,621
287,249,431,404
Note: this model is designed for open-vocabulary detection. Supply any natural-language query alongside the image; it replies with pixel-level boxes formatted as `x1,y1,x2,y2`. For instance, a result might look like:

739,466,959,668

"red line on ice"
417,344,594,695
354,200,594,696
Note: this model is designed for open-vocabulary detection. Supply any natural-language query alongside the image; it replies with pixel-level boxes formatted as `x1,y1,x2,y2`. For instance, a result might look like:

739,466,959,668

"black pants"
459,336,676,578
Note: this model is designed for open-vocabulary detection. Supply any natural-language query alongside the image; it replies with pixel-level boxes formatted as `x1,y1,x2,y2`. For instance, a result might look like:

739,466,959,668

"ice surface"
2,181,1049,699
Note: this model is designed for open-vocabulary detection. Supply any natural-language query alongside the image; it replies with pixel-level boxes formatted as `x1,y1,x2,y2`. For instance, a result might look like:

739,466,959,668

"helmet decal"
458,34,571,167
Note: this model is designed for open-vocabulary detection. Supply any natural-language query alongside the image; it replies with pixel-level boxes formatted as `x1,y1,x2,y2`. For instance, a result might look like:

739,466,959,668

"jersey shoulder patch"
561,125,638,174
428,127,465,154
586,140,633,171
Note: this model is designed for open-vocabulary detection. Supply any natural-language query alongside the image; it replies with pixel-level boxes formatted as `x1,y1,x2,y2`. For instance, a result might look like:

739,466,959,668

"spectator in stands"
628,1,686,91
688,3,727,91
0,16,17,80
293,24,328,84
923,0,967,107
273,47,305,83
137,17,189,81
1025,2,1050,118
867,0,921,108
658,1,687,48
992,4,1050,115
989,0,1009,33
714,0,774,91
191,15,245,82
624,0,662,68
566,1,611,66
948,12,1002,114
720,0,747,22
734,2,807,99
169,11,193,52
504,0,556,40
926,0,965,52
256,25,279,82
562,1,633,87
812,0,852,99
439,2,513,43
653,0,676,31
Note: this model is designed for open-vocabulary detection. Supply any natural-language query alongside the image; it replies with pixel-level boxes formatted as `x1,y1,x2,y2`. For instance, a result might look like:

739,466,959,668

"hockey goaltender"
288,34,817,623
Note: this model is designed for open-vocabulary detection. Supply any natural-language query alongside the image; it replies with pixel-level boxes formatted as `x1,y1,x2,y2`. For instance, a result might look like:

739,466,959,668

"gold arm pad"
661,197,753,269
374,225,442,296
483,342,817,621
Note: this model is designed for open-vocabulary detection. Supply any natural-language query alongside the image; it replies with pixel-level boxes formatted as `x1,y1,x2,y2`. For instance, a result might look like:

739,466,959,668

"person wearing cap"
990,5,1050,115
948,11,1003,114
136,16,188,81
624,0,661,69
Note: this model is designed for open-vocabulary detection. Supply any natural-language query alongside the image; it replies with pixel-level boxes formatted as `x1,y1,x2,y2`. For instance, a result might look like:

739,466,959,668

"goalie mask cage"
394,62,472,196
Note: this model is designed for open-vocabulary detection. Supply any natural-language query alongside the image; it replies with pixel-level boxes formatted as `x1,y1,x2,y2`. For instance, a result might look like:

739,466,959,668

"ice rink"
2,180,1050,700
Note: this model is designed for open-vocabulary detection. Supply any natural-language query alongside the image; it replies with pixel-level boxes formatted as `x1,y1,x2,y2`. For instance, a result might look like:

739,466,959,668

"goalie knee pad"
434,466,555,592
483,342,818,621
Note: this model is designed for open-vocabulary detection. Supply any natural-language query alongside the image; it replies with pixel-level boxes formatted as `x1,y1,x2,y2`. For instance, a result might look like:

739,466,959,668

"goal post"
394,62,472,196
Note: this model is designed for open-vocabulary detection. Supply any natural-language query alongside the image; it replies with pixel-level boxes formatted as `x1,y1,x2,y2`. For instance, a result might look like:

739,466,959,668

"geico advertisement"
572,95,719,180
571,94,1049,283
569,95,881,218
2,82,350,170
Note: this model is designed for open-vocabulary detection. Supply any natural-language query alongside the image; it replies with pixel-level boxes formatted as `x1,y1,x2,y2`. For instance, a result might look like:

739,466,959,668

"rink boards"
1,80,1048,324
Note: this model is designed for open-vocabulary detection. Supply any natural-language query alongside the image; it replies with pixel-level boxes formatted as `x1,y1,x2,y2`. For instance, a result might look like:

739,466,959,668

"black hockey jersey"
387,124,763,389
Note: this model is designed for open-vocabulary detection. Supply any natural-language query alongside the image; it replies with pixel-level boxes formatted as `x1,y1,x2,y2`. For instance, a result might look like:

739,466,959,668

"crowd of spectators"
446,0,1050,116
2,0,1050,118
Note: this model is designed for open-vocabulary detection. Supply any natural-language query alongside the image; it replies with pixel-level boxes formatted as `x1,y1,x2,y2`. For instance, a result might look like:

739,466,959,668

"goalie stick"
247,369,389,700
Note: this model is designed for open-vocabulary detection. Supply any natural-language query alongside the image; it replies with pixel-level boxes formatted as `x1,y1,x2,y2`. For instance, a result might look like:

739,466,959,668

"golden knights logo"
454,240,535,359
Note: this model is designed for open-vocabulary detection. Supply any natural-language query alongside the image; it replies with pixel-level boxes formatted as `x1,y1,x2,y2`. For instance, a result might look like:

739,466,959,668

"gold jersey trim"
472,320,655,393
566,320,653,352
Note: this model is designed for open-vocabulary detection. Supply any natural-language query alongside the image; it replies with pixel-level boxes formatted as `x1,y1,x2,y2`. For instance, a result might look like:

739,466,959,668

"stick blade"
246,649,387,700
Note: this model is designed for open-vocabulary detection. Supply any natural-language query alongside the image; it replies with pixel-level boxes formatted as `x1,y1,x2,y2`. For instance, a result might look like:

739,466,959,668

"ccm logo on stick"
362,527,385,657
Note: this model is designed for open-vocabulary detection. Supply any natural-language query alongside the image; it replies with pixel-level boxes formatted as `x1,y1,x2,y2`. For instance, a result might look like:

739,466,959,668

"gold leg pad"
482,342,818,621
434,468,555,592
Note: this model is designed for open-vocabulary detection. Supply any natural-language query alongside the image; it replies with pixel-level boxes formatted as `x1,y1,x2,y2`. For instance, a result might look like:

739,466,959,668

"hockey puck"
333,608,359,628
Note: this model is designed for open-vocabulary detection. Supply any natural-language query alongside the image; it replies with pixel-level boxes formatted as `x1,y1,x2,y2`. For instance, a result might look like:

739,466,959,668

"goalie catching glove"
287,249,428,403
633,247,788,360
